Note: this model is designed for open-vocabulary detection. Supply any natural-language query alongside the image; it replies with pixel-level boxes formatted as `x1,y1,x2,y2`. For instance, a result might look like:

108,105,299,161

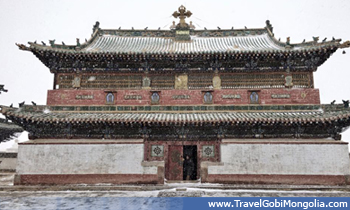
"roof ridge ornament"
93,21,100,33
0,85,8,94
172,5,192,29
265,20,273,32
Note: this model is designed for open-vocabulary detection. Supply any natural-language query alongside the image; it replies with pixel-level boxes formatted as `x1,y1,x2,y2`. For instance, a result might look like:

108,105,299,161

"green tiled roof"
2,105,350,125
25,28,341,55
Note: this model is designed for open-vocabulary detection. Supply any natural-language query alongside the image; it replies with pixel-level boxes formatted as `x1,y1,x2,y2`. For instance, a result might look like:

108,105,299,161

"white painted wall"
0,158,17,171
17,144,157,174
209,143,350,175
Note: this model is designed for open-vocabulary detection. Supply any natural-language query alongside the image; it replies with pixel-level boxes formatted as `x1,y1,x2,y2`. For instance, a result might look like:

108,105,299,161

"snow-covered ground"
0,188,349,210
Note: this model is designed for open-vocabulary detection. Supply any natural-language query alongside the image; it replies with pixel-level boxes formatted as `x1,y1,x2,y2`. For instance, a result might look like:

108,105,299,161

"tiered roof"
6,6,350,140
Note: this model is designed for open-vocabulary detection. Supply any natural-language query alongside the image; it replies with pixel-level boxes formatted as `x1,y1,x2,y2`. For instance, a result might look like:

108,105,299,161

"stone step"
0,172,15,177
0,173,14,186
166,180,200,184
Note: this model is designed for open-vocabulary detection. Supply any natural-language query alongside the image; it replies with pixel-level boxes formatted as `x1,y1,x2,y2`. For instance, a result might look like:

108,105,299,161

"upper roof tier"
15,6,350,72
19,24,347,55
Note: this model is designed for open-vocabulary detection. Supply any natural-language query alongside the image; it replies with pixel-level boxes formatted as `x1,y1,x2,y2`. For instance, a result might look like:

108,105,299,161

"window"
106,93,114,104
203,91,213,104
249,91,259,104
151,92,160,104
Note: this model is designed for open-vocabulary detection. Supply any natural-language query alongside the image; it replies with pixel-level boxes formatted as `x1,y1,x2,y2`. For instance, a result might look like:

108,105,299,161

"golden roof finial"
172,5,192,28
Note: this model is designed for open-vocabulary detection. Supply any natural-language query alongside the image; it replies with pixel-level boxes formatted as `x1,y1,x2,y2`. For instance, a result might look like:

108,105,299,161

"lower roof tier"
1,104,349,140
0,119,24,143
2,104,349,124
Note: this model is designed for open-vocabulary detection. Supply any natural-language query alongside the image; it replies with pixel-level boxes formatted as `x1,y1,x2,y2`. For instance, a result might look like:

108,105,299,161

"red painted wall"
47,88,320,106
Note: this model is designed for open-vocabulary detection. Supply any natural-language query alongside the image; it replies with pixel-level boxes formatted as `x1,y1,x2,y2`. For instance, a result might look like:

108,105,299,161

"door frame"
144,140,221,181
165,142,200,181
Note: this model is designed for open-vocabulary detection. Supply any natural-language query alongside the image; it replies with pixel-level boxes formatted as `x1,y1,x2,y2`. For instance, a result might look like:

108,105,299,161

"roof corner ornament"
172,5,192,29
15,43,30,51
339,40,350,49
312,36,319,43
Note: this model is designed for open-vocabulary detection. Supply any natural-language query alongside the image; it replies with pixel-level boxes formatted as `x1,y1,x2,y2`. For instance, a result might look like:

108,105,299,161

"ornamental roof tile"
82,33,284,54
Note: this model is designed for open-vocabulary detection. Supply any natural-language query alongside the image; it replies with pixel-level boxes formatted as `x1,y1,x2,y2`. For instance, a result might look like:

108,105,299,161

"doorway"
183,145,197,180
167,145,198,181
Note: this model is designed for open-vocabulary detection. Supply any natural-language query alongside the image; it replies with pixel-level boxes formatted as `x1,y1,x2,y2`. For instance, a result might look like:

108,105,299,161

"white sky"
0,0,350,145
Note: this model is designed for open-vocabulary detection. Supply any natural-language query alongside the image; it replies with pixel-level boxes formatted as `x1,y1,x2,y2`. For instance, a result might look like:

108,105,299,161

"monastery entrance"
167,145,198,181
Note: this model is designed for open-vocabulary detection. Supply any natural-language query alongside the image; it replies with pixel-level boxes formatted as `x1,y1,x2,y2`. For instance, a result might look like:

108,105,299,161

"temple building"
2,6,350,185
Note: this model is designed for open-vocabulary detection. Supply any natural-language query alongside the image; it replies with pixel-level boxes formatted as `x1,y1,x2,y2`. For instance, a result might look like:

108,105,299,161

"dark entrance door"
167,145,183,180
183,145,197,180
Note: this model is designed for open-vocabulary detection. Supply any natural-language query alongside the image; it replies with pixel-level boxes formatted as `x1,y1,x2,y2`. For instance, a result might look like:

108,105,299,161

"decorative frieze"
151,145,164,157
202,145,215,158
271,94,290,99
172,95,190,100
124,95,142,100
75,95,94,99
188,74,212,90
222,94,241,99
221,73,311,89
47,104,324,112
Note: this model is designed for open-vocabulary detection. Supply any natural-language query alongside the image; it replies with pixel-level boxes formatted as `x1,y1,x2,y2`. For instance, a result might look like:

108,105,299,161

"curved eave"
25,42,340,56
265,26,343,49
2,106,350,127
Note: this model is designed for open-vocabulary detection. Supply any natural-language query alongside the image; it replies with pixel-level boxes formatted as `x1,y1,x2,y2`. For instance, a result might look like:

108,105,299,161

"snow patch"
88,76,96,81
0,131,29,152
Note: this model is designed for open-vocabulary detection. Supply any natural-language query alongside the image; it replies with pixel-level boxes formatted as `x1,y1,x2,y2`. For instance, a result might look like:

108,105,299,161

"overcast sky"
0,0,350,145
